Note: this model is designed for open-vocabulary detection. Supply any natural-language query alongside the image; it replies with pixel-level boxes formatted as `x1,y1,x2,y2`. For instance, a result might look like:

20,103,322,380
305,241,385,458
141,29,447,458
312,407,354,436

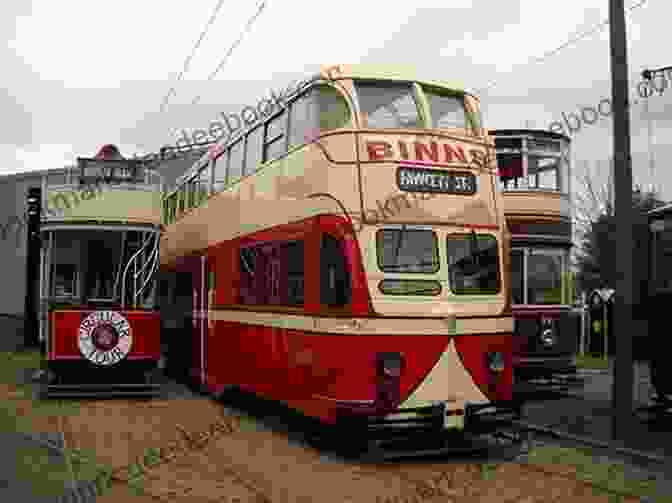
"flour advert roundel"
78,311,133,366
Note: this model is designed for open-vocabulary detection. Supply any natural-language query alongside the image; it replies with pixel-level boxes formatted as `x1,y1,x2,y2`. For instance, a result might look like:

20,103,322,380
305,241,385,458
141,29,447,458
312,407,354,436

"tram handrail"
121,231,156,309
134,233,160,304
133,231,159,282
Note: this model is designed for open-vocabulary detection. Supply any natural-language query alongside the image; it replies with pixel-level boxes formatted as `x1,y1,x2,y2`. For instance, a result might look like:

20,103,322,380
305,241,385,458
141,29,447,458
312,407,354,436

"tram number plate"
396,167,476,195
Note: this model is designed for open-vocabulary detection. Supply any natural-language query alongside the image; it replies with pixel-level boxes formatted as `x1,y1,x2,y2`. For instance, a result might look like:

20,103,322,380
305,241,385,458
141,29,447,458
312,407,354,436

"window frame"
513,246,570,305
376,228,440,275
445,232,502,295
352,80,426,130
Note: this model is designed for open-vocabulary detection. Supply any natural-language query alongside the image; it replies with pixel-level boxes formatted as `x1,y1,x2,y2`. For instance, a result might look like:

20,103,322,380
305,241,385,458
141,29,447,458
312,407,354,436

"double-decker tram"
160,65,519,448
492,129,579,387
38,145,163,398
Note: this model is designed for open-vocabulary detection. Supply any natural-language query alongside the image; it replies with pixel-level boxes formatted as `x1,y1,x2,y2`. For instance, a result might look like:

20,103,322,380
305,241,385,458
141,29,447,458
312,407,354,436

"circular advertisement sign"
78,311,133,366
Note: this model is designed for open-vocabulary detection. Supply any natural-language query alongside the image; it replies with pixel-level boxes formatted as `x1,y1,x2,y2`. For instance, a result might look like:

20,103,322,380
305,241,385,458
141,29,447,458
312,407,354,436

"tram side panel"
198,215,515,426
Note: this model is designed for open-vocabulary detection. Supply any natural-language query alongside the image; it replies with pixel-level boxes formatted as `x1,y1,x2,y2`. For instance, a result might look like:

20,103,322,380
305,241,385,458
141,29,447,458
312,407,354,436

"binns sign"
364,139,490,168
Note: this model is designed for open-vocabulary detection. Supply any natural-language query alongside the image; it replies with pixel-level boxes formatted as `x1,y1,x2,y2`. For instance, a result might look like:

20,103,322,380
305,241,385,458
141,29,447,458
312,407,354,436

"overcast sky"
2,0,671,200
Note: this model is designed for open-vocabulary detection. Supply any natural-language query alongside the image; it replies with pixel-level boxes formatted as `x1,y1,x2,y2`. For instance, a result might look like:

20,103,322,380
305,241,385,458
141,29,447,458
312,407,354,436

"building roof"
0,166,71,185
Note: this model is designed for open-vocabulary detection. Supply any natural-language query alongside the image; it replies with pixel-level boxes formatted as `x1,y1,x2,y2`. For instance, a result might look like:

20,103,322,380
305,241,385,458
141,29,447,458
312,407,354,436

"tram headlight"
487,352,505,373
540,318,557,347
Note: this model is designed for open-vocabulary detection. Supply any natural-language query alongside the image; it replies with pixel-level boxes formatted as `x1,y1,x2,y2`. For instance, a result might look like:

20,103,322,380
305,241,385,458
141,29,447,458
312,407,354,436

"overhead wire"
159,0,227,113
190,0,267,105
477,0,649,95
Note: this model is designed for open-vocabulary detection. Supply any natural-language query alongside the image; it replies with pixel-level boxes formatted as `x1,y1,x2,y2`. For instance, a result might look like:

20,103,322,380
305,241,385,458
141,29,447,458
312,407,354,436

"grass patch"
526,444,669,502
14,443,113,498
0,351,81,422
575,354,610,370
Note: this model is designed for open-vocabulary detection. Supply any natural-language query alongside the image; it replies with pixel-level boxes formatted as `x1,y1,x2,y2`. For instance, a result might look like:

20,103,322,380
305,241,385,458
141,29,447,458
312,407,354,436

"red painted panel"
453,333,513,401
49,309,160,361
203,320,452,421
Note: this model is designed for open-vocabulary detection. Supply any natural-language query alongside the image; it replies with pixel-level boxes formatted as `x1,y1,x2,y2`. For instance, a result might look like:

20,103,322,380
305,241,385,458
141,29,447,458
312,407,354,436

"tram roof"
318,64,474,98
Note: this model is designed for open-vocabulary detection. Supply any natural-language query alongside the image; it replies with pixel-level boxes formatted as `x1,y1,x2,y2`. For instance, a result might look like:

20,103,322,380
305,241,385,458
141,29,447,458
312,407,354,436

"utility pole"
23,187,42,349
608,0,634,441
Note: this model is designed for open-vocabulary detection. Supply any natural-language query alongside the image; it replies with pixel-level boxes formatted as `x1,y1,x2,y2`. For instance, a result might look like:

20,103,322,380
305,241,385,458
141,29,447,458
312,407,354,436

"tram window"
198,164,211,201
321,235,351,307
284,241,305,306
528,155,560,191
355,82,421,129
228,140,243,183
213,152,228,192
511,249,524,305
526,250,563,304
239,247,258,305
497,153,524,190
424,89,471,133
245,127,263,174
238,241,304,307
52,264,77,297
376,229,439,274
288,91,317,148
446,234,501,295
264,112,287,161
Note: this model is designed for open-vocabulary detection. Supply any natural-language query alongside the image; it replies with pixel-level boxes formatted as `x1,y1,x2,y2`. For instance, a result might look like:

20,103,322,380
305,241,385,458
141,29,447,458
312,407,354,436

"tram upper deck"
160,65,508,318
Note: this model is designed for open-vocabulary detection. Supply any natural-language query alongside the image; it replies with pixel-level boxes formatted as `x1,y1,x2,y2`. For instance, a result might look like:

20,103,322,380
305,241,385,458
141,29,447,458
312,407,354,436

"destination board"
396,166,476,195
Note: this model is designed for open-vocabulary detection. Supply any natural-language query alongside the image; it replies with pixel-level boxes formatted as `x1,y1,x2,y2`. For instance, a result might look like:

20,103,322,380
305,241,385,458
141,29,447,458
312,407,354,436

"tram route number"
396,166,476,195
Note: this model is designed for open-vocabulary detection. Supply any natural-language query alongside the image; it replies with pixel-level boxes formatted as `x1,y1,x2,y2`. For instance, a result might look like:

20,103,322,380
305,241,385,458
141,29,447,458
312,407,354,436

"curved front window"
356,82,422,129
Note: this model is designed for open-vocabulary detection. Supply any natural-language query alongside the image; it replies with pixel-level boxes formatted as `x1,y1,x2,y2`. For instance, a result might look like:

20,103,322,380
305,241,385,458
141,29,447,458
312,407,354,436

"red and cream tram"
160,65,519,440
38,145,163,397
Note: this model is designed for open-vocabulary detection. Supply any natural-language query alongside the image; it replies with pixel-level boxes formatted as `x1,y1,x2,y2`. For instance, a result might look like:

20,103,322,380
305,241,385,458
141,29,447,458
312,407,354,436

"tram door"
191,255,208,388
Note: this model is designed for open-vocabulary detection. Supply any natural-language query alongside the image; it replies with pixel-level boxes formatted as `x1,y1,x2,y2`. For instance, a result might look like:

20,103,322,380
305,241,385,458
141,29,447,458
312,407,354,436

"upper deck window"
355,82,422,129
376,229,439,274
424,89,473,134
289,85,351,148
446,233,501,295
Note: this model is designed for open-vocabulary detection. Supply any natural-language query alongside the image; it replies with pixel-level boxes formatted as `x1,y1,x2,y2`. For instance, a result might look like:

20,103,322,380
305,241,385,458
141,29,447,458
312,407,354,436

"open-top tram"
160,65,519,445
38,145,164,398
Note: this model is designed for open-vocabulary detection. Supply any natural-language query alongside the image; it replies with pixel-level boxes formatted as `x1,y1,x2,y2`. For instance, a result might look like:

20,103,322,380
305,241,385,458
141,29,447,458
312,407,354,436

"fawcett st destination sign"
397,166,476,195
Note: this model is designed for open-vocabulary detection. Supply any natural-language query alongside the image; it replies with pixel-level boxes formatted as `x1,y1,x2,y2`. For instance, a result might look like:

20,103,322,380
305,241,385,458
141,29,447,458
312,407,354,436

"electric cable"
478,0,648,95
190,0,267,106
160,0,227,113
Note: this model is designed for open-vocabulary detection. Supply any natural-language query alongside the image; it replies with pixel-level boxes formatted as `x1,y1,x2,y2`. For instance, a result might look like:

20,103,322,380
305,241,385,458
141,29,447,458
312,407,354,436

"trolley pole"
608,0,634,441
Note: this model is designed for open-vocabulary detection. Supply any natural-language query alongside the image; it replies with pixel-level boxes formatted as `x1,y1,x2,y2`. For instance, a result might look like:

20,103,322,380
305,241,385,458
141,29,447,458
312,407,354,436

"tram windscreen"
446,234,501,294
376,229,439,274
424,89,474,134
355,83,422,129
526,252,563,304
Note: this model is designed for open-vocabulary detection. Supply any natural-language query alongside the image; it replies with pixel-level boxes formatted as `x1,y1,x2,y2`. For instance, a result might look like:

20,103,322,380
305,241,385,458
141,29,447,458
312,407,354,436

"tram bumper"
338,399,521,437
463,401,522,435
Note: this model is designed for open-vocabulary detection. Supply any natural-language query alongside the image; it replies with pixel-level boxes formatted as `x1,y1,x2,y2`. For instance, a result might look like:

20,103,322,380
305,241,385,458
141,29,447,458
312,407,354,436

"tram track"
25,379,671,503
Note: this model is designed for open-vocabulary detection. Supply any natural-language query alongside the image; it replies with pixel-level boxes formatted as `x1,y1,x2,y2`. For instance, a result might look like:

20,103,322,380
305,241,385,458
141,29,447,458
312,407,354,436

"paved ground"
518,365,672,501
